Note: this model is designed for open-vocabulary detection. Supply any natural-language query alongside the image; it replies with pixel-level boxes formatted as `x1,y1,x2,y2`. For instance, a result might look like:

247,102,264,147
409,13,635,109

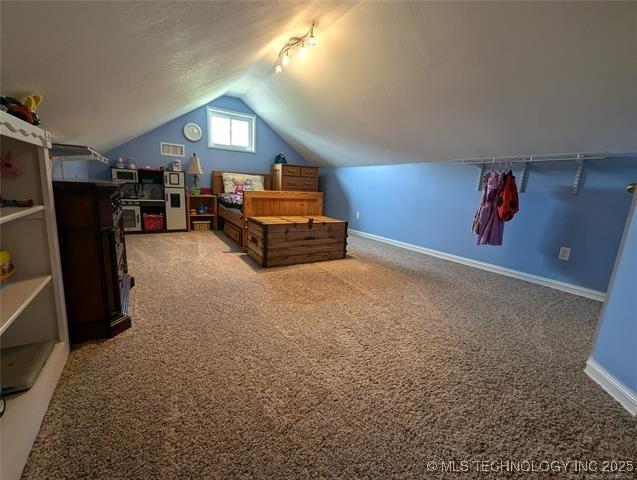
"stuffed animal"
0,95,43,125
23,95,43,125
1,153,32,206
1,96,33,124
233,182,244,195
2,153,22,177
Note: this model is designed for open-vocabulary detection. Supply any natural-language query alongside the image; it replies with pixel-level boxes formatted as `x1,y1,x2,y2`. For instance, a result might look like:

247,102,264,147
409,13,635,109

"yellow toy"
0,249,15,284
23,94,43,114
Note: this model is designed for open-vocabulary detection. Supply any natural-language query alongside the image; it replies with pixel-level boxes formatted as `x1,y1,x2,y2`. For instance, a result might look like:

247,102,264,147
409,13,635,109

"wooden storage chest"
272,164,319,191
247,216,347,267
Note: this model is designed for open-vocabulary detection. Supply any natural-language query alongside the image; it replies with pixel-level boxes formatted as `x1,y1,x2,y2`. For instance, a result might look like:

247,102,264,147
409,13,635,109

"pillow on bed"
222,173,265,194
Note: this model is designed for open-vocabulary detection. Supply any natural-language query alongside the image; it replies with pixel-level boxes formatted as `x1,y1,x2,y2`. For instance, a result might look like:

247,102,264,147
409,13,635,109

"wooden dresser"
53,181,133,343
272,164,319,191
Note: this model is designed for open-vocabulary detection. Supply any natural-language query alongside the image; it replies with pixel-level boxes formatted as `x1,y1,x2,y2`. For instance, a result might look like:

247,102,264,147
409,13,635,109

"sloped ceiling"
240,1,637,166
0,1,355,152
2,1,636,167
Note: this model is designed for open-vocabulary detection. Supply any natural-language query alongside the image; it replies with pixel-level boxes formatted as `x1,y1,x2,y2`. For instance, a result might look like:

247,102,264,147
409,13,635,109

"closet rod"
462,152,610,195
452,151,607,165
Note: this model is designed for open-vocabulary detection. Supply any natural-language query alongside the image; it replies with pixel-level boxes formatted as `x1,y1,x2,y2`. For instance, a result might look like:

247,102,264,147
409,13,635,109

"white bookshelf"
0,111,69,480
0,275,52,335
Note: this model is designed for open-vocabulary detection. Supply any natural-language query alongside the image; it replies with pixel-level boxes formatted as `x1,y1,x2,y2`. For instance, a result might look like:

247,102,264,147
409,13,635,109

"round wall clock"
183,122,202,142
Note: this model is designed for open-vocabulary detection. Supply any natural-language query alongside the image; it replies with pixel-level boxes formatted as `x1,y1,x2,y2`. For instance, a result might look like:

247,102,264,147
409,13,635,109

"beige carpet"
22,232,636,479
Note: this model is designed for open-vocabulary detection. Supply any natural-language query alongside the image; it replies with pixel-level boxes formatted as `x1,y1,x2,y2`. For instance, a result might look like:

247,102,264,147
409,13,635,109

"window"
207,107,256,153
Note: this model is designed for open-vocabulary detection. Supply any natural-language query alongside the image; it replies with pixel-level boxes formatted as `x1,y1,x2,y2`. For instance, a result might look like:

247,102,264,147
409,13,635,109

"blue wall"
591,193,636,392
320,158,637,292
91,96,308,187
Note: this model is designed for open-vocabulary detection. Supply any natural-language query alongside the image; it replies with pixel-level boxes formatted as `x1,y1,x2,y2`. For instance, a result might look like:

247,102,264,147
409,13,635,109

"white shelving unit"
0,275,52,335
0,205,45,224
0,111,69,480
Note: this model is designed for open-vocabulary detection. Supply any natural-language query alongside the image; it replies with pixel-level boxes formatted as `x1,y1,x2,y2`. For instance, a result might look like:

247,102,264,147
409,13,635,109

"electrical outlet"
355,211,360,219
558,246,571,261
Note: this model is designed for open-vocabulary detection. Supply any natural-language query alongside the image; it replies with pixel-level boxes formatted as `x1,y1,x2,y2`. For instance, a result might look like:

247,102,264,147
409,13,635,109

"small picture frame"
172,159,182,171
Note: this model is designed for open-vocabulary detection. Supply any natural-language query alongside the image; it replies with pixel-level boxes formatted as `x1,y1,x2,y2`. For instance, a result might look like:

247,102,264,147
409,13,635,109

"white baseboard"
348,229,606,302
585,358,637,416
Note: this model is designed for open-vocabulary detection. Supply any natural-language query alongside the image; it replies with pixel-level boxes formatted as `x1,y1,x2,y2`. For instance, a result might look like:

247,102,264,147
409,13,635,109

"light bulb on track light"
274,21,316,73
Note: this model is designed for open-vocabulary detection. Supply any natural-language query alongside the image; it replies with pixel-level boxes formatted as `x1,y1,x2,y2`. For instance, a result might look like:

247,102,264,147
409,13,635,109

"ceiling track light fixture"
275,21,316,73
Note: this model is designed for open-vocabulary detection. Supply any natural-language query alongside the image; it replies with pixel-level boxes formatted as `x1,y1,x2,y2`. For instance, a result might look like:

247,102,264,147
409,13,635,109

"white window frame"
207,107,256,153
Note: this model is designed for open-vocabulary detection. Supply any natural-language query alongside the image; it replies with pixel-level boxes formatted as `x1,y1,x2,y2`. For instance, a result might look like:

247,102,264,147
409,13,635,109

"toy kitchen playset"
112,164,187,232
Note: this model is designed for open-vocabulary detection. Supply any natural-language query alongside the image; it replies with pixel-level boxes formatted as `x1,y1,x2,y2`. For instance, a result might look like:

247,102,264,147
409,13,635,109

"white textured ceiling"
2,1,636,167
241,1,637,166
0,1,354,152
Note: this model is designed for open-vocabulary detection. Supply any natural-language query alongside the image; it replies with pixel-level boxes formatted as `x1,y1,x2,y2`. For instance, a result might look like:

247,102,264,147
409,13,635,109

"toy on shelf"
1,198,34,208
0,250,15,285
2,152,22,177
1,153,33,207
0,95,43,126
23,95,43,125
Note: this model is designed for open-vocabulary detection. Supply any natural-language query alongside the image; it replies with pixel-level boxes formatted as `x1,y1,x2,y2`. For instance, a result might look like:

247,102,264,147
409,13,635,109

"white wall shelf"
0,205,45,225
456,151,628,195
50,143,109,164
50,143,110,180
0,275,52,335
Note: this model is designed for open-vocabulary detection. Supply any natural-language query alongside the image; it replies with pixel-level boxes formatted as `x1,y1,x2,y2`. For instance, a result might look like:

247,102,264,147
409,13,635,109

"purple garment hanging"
473,171,504,246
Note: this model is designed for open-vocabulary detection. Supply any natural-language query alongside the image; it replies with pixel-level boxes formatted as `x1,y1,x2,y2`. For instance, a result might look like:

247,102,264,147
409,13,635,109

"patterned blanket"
217,192,243,211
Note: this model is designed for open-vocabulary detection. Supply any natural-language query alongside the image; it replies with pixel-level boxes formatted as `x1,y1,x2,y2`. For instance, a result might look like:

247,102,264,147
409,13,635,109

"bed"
212,171,324,248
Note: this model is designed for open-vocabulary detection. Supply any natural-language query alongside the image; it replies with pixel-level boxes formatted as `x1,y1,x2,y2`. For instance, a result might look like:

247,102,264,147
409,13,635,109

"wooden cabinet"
53,181,133,343
272,164,319,191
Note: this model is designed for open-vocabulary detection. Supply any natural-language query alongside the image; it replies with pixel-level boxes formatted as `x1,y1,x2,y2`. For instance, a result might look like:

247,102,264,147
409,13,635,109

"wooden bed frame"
212,171,324,247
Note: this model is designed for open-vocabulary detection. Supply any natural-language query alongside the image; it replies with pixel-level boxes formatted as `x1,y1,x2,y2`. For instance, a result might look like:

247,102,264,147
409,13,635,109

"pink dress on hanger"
473,171,504,246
